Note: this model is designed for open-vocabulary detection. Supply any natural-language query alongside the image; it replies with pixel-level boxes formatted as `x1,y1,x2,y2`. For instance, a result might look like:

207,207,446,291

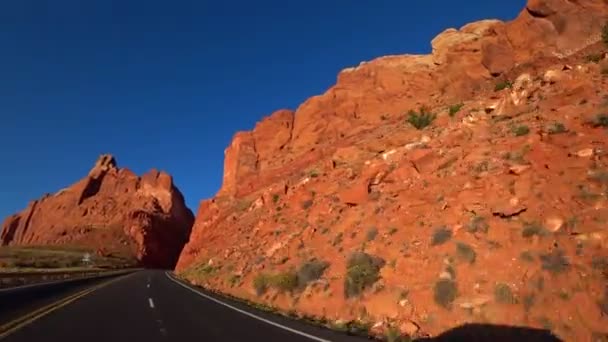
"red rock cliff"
1,154,194,269
175,0,608,340
214,0,608,200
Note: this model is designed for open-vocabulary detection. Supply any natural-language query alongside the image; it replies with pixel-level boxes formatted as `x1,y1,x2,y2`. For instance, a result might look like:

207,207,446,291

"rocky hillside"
1,154,194,269
176,0,608,340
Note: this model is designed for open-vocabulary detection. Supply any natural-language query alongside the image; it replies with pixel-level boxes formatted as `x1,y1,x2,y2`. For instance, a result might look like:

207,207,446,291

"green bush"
270,271,299,292
512,125,530,136
254,260,330,295
495,283,517,304
520,251,535,262
540,249,570,274
494,80,512,91
547,122,567,134
448,103,464,117
386,327,407,342
585,53,603,63
466,216,489,234
365,227,378,241
253,274,271,296
434,279,457,309
296,259,329,288
590,114,608,127
227,274,241,287
406,108,436,130
344,252,385,298
431,226,452,246
522,222,549,238
455,242,476,264
301,199,314,210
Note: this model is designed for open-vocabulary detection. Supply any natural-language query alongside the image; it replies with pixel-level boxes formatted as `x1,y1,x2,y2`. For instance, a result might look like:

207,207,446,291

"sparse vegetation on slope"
175,8,608,341
406,107,436,130
344,252,385,298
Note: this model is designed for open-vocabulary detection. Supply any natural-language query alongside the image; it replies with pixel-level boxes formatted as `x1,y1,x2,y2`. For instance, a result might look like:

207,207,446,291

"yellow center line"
0,272,135,340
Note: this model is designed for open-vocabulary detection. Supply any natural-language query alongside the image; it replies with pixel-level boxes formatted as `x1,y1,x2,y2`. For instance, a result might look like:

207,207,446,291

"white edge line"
148,297,155,308
165,272,332,342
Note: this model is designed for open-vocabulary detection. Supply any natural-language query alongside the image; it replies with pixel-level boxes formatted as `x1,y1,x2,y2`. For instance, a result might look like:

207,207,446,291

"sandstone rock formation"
1,154,194,268
177,0,608,340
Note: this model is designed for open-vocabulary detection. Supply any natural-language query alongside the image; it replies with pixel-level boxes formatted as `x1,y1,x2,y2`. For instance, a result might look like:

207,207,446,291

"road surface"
0,270,368,342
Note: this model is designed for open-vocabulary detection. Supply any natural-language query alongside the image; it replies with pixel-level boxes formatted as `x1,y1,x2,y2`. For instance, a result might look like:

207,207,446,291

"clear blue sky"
0,1,525,219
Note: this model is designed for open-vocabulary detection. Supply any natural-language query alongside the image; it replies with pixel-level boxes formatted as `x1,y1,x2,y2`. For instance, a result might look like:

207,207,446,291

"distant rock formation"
1,154,194,268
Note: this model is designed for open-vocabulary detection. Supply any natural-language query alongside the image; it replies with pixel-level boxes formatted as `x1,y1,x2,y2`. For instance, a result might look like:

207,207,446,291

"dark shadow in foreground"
415,323,562,342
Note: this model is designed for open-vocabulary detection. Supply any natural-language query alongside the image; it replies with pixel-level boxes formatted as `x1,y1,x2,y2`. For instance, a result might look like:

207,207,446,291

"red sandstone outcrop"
214,0,608,201
1,154,194,268
178,0,608,339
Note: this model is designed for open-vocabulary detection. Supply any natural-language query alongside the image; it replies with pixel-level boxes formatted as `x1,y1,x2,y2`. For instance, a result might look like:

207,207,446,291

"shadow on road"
415,323,562,342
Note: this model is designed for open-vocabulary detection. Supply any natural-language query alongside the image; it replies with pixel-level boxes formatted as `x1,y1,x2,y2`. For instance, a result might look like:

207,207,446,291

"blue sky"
0,1,525,218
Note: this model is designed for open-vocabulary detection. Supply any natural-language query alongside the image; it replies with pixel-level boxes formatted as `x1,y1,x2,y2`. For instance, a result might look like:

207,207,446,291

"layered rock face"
177,0,608,340
213,0,608,200
1,154,194,269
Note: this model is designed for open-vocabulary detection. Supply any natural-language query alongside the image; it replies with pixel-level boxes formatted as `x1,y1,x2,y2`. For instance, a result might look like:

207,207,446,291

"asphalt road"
1,270,369,342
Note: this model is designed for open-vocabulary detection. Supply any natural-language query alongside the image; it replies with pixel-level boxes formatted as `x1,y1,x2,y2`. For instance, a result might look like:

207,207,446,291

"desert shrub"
512,125,530,136
585,53,603,63
494,80,512,91
309,169,320,178
365,227,378,241
253,273,271,296
270,271,299,292
589,114,608,127
495,283,517,304
301,199,314,210
466,216,489,234
522,222,549,238
255,259,330,295
520,251,535,262
434,279,457,309
431,226,452,246
406,107,436,130
448,103,464,117
296,259,329,288
592,256,608,271
455,242,476,264
547,122,567,134
235,200,252,211
344,252,385,298
540,249,570,274
227,274,241,287
386,326,408,342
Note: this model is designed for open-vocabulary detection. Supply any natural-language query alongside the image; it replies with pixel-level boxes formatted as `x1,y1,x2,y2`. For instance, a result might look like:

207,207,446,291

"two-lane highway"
1,270,368,342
